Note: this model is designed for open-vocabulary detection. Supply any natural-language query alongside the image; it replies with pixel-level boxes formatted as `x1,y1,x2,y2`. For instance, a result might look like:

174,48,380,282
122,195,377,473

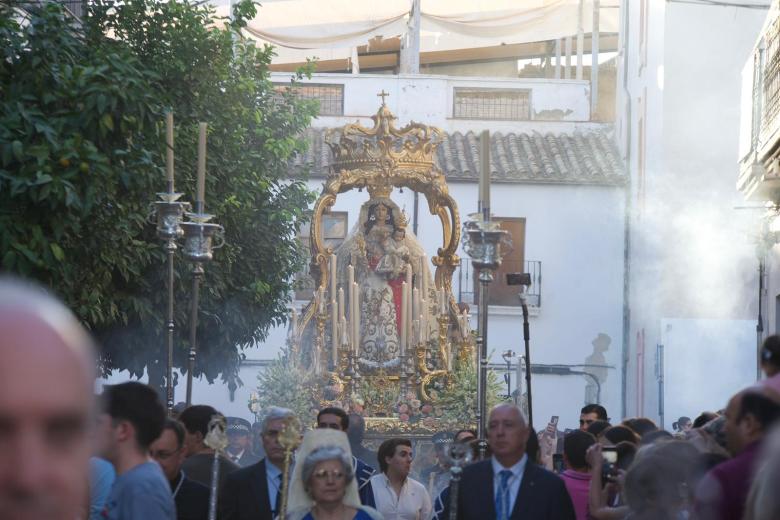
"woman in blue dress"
285,429,382,520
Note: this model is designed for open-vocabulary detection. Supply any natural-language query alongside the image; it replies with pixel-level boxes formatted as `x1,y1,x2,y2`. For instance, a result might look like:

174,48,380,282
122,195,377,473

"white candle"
331,299,338,365
413,319,420,345
166,112,174,187
317,287,325,314
400,281,408,355
480,129,490,212
347,267,354,346
420,298,427,337
421,254,428,299
197,122,207,205
413,287,420,324
405,265,413,346
330,254,337,302
338,287,345,321
341,317,349,347
289,308,297,340
353,282,360,355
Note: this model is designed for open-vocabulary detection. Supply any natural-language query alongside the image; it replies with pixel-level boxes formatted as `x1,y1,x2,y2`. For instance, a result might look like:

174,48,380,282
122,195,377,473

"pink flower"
398,404,409,414
410,399,422,409
421,404,433,414
399,413,410,422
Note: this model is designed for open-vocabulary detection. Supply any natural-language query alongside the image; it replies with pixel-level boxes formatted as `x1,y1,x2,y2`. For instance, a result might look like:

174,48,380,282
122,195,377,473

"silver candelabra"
462,213,511,458
181,203,224,406
151,189,189,413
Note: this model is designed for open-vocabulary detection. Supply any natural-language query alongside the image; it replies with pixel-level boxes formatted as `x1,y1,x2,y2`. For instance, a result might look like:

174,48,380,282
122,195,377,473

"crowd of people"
3,280,780,520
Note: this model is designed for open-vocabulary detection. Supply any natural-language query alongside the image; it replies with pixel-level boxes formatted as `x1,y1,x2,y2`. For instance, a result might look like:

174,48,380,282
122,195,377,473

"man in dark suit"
219,407,295,520
226,417,262,467
316,407,376,507
442,403,575,520
150,419,209,520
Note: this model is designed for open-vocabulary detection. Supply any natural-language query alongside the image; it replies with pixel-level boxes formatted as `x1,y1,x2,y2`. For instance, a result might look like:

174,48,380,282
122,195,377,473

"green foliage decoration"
249,348,317,424
437,357,506,428
0,0,318,390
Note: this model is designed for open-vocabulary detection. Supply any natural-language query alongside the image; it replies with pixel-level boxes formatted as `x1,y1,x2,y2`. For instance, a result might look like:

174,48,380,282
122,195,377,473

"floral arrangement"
395,391,440,428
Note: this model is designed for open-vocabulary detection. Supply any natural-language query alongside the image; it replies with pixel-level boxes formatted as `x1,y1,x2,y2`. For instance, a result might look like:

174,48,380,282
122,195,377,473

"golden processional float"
286,95,477,436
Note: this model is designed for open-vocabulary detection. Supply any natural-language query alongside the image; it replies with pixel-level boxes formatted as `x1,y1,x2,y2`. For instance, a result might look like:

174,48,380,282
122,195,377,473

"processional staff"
203,415,228,520
277,416,302,519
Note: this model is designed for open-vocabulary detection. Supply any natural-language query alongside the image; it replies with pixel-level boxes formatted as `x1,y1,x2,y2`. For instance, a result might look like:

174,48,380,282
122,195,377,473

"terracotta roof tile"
292,127,626,186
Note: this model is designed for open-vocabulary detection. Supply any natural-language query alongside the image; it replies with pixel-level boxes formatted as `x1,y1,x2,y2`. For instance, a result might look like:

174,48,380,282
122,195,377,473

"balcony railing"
764,17,780,132
457,260,542,308
738,7,780,202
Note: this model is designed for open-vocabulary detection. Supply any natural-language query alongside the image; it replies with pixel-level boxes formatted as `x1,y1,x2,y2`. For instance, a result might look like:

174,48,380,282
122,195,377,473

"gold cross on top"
377,90,390,105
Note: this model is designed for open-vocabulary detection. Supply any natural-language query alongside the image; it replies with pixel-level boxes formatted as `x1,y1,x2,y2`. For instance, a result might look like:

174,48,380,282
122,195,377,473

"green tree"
0,0,317,392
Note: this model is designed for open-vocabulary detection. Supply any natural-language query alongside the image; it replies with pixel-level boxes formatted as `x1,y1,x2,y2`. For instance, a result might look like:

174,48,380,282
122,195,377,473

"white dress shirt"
491,454,527,516
370,473,432,520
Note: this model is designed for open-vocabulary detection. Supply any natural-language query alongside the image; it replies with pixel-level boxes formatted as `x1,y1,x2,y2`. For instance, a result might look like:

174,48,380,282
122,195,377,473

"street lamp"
462,213,511,458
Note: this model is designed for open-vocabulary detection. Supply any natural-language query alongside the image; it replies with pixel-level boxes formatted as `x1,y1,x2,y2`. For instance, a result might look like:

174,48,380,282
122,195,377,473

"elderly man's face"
262,418,288,467
0,312,93,520
487,405,529,464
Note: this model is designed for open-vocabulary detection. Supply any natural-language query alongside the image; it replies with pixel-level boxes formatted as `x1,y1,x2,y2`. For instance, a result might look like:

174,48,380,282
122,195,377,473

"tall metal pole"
520,291,533,428
591,0,601,118
186,261,204,407
757,259,765,380
477,275,491,459
165,236,176,412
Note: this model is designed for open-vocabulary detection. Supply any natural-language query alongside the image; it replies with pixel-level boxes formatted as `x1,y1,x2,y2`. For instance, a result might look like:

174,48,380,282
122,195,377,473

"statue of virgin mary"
335,197,437,372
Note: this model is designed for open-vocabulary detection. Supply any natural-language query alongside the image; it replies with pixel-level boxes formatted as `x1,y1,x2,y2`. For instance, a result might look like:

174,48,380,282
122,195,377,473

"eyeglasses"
312,469,345,481
151,448,181,460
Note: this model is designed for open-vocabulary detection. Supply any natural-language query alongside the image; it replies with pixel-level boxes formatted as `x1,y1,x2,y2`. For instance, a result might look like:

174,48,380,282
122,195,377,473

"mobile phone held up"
552,453,565,474
601,446,618,482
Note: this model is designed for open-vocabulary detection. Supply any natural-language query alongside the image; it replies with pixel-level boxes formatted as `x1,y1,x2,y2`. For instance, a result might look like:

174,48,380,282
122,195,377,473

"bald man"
0,278,96,520
442,403,575,520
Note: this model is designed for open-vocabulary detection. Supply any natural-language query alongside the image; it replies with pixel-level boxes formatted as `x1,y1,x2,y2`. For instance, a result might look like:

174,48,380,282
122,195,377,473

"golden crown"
325,93,443,200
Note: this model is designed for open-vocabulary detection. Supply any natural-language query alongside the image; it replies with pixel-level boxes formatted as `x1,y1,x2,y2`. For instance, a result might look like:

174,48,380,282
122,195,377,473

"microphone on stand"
507,272,533,428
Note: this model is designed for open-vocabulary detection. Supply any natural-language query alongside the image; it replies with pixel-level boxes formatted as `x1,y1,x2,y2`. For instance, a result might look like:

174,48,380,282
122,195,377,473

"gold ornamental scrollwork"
294,96,472,417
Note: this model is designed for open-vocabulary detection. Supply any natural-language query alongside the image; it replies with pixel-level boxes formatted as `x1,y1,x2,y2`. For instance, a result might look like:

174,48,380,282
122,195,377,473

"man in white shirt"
370,438,432,520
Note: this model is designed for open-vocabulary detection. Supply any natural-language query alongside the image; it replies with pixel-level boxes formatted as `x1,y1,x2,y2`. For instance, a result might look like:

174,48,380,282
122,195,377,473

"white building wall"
620,1,765,425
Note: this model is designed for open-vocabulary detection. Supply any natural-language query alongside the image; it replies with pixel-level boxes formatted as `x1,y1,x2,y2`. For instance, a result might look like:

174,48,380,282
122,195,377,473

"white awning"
215,0,620,64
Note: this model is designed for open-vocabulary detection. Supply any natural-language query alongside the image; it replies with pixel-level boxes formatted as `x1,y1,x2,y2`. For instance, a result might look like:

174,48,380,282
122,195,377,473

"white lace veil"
334,196,435,303
286,429,361,513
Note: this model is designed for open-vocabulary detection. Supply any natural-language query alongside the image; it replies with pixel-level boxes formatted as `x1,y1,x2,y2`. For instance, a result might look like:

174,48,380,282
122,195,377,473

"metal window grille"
53,0,83,18
273,83,344,116
453,87,531,121
457,260,542,307
763,17,780,130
